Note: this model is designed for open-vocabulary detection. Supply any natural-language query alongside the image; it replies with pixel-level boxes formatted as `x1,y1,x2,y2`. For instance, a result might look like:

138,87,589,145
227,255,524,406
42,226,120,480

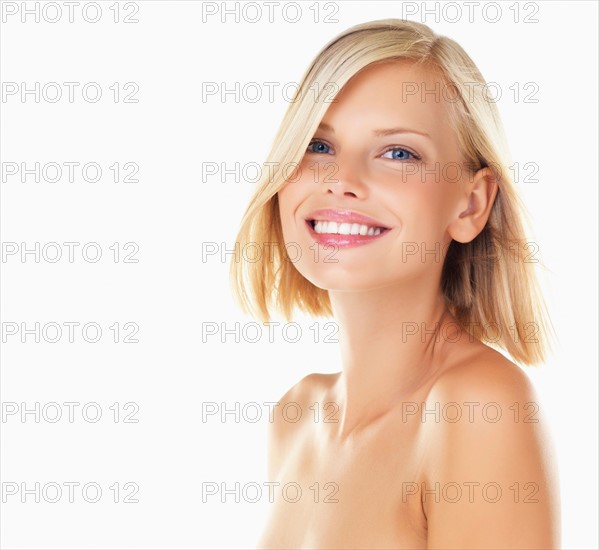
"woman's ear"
447,166,499,244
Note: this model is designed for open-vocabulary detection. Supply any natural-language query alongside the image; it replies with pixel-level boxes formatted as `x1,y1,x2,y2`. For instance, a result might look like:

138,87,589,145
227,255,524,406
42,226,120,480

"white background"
1,1,597,548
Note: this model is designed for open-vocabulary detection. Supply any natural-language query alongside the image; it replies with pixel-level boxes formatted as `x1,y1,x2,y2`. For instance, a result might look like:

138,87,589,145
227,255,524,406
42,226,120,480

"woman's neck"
329,278,462,438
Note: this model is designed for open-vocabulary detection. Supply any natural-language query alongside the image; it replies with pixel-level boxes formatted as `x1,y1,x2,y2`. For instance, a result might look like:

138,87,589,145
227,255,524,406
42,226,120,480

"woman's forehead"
319,61,451,137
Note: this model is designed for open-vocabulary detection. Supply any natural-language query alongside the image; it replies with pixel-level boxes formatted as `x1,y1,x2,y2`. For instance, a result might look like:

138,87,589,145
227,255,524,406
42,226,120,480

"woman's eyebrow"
317,122,431,139
373,127,431,139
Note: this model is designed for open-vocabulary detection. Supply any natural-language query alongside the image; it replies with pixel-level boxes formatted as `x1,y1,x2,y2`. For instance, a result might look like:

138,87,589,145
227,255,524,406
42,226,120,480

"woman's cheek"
277,186,306,246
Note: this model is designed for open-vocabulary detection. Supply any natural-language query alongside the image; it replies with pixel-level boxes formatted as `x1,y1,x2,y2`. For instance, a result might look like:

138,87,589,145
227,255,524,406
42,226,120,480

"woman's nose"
319,156,367,198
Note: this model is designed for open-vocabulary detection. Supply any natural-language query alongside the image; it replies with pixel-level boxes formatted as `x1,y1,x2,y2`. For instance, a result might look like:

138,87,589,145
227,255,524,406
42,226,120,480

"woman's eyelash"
306,139,421,161
381,145,422,161
306,140,333,155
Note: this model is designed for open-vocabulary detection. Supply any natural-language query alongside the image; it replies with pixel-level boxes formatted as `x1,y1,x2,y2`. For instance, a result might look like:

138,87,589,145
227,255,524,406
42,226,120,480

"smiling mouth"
307,219,390,236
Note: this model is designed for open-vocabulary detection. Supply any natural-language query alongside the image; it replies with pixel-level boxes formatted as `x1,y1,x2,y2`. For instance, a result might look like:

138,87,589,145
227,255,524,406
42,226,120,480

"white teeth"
312,220,385,236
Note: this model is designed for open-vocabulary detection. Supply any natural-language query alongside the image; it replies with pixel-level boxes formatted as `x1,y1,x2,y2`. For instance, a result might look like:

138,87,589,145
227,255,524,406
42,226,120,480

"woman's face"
277,60,478,291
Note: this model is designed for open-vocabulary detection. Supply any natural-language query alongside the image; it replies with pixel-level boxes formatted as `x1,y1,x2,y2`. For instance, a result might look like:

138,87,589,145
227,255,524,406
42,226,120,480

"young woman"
230,19,560,549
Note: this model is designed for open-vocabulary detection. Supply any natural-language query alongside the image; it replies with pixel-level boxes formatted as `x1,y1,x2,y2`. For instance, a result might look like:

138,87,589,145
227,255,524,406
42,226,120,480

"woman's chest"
257,419,429,549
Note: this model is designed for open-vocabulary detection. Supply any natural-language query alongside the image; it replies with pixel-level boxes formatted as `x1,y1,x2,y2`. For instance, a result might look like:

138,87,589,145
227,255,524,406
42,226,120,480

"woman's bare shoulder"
421,344,560,546
429,342,537,405
276,372,339,408
266,372,339,478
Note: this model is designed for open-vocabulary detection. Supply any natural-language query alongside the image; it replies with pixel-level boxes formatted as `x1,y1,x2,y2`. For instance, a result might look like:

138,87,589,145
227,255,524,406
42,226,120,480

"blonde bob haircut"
229,19,555,367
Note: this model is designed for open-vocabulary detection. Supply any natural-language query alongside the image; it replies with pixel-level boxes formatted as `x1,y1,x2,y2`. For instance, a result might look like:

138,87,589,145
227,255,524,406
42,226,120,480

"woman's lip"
304,208,391,229
305,220,391,248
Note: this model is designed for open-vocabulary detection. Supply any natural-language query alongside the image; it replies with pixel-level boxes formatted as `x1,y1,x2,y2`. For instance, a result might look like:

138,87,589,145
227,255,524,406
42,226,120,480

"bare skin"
258,60,560,549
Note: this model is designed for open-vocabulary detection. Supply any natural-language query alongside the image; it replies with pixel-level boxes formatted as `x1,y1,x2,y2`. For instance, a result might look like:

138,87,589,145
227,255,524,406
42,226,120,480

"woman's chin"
300,269,395,292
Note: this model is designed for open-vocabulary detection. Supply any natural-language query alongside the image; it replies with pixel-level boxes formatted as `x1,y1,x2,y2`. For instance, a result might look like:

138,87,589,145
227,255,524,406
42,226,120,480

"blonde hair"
229,19,556,366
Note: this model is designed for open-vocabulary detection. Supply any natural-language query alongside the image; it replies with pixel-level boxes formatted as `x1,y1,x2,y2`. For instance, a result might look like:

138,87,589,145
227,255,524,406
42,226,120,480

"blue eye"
307,140,421,161
306,140,332,154
382,147,421,161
